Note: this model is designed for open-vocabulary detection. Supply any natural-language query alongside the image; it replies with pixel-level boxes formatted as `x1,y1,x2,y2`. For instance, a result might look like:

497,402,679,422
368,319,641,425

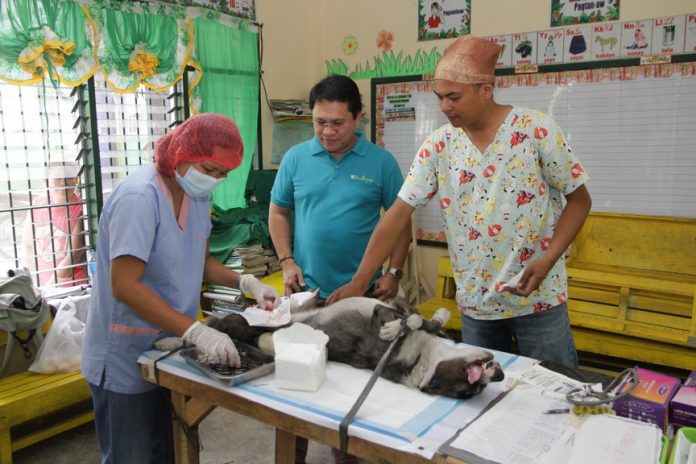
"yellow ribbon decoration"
43,40,76,66
18,39,76,78
128,50,160,80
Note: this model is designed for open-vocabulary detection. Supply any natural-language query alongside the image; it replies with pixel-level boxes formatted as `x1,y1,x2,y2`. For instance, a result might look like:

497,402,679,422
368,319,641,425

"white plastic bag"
29,301,85,374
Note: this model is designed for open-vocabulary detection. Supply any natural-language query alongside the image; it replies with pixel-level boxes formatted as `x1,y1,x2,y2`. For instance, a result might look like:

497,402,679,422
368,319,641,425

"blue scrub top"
81,165,212,393
271,133,403,297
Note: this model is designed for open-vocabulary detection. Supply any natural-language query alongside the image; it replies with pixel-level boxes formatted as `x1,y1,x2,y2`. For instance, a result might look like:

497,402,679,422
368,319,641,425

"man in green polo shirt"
269,75,411,464
270,75,411,303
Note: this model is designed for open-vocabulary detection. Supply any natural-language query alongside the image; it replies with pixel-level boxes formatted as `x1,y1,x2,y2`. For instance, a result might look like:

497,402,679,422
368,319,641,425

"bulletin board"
371,60,696,246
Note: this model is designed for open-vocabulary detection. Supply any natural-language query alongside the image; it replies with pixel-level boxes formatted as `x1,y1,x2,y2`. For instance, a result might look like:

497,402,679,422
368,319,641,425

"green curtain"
0,0,95,85
193,17,259,210
100,9,177,74
89,3,198,93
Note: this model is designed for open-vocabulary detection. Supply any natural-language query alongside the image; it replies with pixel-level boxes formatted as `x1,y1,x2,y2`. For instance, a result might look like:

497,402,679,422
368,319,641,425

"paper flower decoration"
376,30,394,52
18,26,76,78
128,43,160,79
342,36,358,55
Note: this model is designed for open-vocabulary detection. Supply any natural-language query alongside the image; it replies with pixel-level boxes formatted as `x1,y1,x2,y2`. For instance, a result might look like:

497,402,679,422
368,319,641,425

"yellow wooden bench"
417,213,696,370
0,370,93,464
566,212,696,370
0,319,93,464
416,257,461,331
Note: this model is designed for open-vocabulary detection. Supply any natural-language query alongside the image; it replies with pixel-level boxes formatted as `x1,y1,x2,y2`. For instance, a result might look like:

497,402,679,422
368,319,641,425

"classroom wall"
255,0,696,297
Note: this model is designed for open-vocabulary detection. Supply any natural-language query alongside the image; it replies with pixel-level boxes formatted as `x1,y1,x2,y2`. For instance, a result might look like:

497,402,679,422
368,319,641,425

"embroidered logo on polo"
350,174,374,184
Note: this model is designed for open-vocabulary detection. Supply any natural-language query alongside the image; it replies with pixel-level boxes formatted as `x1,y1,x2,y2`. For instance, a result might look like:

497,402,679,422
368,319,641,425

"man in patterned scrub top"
328,35,592,368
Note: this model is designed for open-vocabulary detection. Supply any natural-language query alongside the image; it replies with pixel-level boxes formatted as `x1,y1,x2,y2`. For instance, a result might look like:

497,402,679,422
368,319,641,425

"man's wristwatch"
387,267,403,280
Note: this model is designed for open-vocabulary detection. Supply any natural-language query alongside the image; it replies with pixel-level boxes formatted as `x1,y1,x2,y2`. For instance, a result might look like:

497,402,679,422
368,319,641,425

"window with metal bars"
0,75,184,289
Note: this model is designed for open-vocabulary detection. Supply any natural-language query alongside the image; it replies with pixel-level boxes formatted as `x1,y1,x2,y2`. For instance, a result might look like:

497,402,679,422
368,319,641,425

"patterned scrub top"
398,106,589,319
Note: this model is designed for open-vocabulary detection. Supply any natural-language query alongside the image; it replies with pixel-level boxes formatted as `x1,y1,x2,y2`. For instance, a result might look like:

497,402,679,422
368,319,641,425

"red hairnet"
154,113,244,176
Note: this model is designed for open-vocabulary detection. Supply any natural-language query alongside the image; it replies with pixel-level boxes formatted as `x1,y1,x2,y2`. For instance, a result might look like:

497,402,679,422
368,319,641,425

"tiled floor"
12,408,338,464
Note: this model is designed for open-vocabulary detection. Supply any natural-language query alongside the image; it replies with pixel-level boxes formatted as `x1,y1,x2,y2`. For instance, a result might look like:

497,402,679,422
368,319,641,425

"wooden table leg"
274,428,297,464
170,392,215,464
0,423,11,464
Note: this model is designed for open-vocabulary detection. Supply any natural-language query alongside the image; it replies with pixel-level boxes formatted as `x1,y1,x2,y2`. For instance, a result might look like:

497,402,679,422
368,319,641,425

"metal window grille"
92,73,182,202
0,77,183,289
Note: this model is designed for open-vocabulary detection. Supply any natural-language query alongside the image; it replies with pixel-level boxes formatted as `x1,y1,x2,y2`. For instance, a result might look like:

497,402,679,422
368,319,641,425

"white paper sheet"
568,415,662,464
673,428,696,464
688,444,696,464
447,385,575,463
505,363,601,397
241,291,317,327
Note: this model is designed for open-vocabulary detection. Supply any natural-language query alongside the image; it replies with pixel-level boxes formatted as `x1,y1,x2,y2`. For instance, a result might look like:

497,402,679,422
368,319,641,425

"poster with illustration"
538,29,564,64
418,0,471,41
563,26,593,62
686,14,696,53
591,23,621,60
551,0,620,27
620,19,652,57
486,34,512,68
512,32,537,66
652,16,686,55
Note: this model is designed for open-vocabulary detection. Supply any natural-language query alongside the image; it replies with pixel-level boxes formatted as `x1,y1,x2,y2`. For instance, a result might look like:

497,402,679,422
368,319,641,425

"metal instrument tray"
180,340,274,386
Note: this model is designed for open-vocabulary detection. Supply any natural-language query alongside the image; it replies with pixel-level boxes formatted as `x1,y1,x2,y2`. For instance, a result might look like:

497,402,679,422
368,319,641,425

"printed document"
442,385,575,463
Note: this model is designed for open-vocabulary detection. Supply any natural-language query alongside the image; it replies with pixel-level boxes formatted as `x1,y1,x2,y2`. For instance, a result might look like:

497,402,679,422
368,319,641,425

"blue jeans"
460,302,578,368
89,377,173,464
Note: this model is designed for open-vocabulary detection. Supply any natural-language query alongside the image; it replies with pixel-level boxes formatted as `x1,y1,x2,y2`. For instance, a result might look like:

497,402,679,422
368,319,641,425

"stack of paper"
442,382,666,464
225,245,272,277
265,248,280,274
441,385,575,464
569,415,663,464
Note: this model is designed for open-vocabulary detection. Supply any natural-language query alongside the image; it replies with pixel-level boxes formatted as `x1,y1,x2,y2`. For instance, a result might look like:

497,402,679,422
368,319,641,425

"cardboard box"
671,370,696,429
612,367,681,432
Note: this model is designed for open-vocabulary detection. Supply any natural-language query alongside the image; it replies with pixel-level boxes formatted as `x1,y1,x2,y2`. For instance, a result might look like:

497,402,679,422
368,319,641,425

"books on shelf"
223,245,278,278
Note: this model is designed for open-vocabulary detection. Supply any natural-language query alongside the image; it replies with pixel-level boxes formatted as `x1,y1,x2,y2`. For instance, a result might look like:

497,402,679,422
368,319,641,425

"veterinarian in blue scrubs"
269,75,412,302
81,113,280,464
329,36,592,369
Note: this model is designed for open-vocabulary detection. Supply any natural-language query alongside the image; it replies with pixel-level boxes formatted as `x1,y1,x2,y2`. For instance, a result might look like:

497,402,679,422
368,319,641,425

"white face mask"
174,165,225,198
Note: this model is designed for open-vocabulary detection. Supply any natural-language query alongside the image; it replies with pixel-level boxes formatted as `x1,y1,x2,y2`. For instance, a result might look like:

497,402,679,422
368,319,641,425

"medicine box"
613,367,681,432
671,371,696,429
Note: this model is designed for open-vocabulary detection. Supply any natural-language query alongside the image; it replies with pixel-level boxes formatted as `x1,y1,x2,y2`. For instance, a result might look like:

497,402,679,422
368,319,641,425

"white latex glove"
153,336,184,352
239,274,280,311
182,321,240,367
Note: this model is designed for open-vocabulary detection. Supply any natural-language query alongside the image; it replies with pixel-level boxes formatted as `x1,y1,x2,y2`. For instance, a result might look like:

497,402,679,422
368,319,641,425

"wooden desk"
141,362,456,464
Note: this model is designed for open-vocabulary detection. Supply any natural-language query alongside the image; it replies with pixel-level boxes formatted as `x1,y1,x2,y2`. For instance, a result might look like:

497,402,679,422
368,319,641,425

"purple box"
671,370,696,429
612,367,681,432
